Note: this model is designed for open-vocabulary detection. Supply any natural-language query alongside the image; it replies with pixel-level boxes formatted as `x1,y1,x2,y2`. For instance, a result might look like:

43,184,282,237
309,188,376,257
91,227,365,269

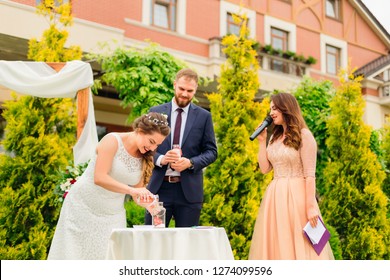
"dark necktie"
173,108,183,146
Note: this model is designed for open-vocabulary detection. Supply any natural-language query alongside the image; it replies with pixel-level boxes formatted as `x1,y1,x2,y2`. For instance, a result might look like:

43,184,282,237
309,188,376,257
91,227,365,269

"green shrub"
201,14,272,260
321,69,390,259
0,1,81,259
125,200,146,227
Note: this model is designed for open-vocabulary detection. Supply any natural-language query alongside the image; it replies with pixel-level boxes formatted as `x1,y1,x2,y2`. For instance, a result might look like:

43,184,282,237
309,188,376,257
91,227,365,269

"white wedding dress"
48,133,142,260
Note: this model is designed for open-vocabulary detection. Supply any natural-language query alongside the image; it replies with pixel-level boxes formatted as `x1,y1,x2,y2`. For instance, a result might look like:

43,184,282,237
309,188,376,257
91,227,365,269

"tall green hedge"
201,15,272,260
293,77,334,196
321,70,390,259
0,0,80,259
292,77,343,259
381,117,390,211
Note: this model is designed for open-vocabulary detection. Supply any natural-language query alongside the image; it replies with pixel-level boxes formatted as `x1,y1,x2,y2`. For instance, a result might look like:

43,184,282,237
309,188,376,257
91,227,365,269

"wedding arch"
0,60,98,164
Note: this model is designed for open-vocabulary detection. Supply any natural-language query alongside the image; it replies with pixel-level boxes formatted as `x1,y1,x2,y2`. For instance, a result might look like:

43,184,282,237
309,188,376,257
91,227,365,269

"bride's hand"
129,187,152,201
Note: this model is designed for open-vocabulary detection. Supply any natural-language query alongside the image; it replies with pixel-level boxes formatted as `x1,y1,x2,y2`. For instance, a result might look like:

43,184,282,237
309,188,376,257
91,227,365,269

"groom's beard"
174,94,192,108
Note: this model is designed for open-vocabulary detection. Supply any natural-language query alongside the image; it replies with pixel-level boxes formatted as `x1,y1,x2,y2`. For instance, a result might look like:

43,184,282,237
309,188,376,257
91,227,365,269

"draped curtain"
0,60,98,164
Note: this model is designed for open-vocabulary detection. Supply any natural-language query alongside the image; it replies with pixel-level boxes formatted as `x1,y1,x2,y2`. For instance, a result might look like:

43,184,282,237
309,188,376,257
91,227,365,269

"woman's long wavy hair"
132,112,170,186
269,92,308,150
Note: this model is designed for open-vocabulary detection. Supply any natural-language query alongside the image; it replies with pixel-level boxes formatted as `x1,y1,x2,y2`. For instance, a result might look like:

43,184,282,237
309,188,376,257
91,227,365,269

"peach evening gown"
249,129,334,260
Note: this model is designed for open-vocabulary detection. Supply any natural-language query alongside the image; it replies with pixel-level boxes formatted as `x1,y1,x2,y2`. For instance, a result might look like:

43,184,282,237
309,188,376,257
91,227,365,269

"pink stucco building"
0,0,389,132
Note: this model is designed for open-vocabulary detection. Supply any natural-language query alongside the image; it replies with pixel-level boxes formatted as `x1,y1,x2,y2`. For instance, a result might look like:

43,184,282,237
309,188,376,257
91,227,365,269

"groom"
145,68,217,227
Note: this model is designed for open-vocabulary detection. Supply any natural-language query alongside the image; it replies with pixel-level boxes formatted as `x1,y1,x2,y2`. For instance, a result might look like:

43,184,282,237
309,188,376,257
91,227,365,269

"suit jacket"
148,102,217,203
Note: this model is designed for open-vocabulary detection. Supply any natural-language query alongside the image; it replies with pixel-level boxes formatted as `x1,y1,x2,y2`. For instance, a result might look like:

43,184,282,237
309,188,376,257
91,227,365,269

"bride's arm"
93,134,150,198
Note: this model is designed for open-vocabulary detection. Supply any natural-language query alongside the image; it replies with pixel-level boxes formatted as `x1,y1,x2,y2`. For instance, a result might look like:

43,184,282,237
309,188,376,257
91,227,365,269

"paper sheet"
303,218,326,244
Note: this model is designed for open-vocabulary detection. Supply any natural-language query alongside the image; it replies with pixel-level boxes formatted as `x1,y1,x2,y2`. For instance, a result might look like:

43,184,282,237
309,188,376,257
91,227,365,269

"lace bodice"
68,132,143,215
267,128,317,178
82,133,143,186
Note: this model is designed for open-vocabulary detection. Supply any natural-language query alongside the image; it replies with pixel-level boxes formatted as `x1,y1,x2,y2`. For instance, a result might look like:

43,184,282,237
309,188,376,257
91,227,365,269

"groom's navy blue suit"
145,101,217,227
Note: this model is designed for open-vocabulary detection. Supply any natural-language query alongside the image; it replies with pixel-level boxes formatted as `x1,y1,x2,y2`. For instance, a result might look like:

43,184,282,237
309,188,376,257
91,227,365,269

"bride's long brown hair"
269,92,308,150
132,113,170,186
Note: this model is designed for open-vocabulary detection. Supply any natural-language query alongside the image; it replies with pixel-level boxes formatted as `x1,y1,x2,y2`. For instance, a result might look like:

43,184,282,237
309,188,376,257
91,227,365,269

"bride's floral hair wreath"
146,113,168,126
133,112,170,137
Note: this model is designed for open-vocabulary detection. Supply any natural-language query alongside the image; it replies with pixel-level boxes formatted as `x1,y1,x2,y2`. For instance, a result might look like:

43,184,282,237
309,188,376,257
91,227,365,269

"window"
264,16,296,51
36,0,70,6
152,0,176,31
325,0,341,20
326,45,340,75
271,27,289,73
226,13,241,36
320,34,346,75
220,1,256,38
226,13,248,36
271,27,288,51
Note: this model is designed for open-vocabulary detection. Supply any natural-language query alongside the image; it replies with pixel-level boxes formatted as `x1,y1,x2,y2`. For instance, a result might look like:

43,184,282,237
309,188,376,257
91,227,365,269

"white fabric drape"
0,60,98,165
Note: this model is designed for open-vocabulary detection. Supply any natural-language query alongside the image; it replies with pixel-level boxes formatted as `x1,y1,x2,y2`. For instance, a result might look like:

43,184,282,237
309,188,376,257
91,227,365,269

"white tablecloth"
105,227,234,260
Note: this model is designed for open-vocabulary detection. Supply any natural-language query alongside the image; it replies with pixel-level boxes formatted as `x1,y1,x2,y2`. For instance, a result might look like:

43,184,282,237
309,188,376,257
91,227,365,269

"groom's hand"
170,157,191,172
162,150,181,165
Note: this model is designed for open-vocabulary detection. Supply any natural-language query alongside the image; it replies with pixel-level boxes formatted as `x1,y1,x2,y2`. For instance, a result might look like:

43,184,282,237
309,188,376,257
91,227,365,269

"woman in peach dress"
249,92,333,260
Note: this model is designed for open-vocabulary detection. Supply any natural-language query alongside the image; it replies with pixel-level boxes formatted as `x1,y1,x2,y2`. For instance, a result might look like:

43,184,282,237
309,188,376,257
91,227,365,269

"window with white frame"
226,13,242,36
320,34,347,76
325,0,341,20
220,1,256,38
36,0,70,6
271,27,288,51
142,0,185,34
270,27,289,73
326,45,340,75
151,0,177,31
264,16,296,51
264,17,296,74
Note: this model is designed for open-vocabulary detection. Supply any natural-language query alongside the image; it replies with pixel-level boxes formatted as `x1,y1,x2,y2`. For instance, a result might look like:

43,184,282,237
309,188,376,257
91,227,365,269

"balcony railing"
208,38,312,78
258,52,309,77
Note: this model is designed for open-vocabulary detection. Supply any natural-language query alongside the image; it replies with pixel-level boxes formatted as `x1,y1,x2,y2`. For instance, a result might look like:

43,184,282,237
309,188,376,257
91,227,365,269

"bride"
48,113,170,260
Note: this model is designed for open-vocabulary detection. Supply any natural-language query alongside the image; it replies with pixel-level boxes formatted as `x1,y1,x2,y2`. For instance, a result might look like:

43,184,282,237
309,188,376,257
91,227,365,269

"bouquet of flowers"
54,161,89,204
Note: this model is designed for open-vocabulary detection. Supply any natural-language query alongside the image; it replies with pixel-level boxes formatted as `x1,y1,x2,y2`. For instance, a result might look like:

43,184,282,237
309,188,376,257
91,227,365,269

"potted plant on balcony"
271,48,283,57
294,54,306,63
283,50,296,60
262,44,274,55
305,56,317,65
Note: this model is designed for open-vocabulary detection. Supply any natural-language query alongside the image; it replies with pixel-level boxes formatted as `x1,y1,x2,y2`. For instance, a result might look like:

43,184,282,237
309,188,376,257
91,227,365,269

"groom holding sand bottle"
145,68,218,227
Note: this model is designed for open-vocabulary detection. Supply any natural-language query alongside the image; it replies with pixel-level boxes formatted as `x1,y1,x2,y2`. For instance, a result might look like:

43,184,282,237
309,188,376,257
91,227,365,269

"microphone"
249,115,273,141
